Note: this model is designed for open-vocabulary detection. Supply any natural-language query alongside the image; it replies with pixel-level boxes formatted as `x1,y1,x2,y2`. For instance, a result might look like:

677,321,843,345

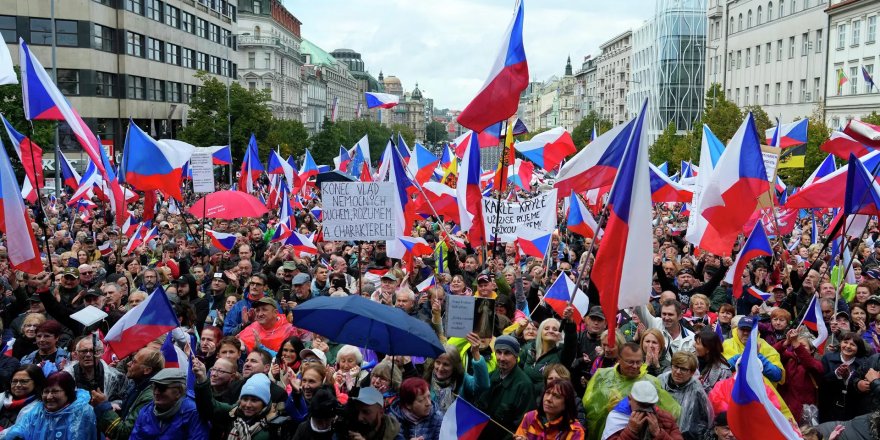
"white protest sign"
190,149,215,193
446,295,475,338
481,189,558,243
322,182,396,241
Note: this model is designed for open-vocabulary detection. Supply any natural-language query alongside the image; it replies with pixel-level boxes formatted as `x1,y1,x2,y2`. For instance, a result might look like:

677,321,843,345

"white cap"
630,381,659,404
299,348,327,366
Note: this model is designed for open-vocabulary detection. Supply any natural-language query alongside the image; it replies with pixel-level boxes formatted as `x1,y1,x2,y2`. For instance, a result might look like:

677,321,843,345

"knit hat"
494,335,521,356
239,373,271,405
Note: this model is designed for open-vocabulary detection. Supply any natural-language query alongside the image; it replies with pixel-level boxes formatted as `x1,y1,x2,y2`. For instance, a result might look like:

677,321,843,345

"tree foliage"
334,120,394,162
425,121,449,144
649,122,699,172
265,119,309,159
309,118,344,165
571,111,612,149
776,104,830,187
178,71,274,160
863,111,880,125
388,123,416,149
743,105,772,142
701,83,743,143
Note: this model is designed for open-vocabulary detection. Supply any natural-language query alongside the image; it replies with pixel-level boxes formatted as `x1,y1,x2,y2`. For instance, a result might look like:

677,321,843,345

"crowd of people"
0,185,878,440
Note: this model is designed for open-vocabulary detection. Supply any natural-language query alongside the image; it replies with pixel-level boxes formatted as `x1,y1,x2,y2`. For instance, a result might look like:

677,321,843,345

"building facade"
1,0,239,155
573,55,599,124
382,75,426,141
707,0,827,125
300,39,358,125
330,48,383,120
301,64,327,134
597,30,633,126
236,0,304,122
824,0,880,130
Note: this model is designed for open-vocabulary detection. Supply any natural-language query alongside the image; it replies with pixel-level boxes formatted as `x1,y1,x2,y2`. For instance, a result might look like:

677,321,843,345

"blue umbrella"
292,295,444,358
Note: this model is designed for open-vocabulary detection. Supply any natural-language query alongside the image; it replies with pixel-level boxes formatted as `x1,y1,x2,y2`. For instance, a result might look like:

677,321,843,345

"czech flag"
685,125,724,249
414,182,459,223
104,286,180,360
0,133,42,274
122,121,194,200
237,134,264,193
97,241,114,257
365,92,400,109
1,113,44,190
765,119,808,148
729,325,803,440
207,229,238,251
649,163,692,203
787,149,880,209
554,117,635,195
844,119,880,149
285,231,317,255
515,227,552,259
844,153,880,216
416,275,436,293
456,0,528,132
688,114,769,256
507,158,534,192
802,154,837,188
820,131,874,160
439,397,490,440
386,139,419,259
592,100,653,346
210,145,232,165
567,190,600,239
456,127,485,246
334,146,352,172
408,143,440,185
724,222,772,299
58,149,82,190
299,149,319,182
398,236,434,257
514,127,576,171
543,272,590,326
800,294,828,352
746,286,772,302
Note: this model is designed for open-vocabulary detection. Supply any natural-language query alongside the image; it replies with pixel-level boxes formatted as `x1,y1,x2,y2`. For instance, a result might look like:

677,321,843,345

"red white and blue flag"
299,149,319,182
285,231,317,255
58,149,82,190
1,113,44,191
408,142,440,186
104,286,180,360
746,286,772,302
845,119,880,149
455,128,485,246
802,154,837,188
649,163,692,203
514,127,575,171
207,229,238,252
439,397,490,440
0,132,42,274
844,153,880,216
543,272,590,326
398,236,434,257
724,222,772,299
238,134,264,193
566,191,600,239
515,227,552,259
365,92,400,109
209,145,232,165
800,294,828,353
456,0,528,132
554,117,635,195
766,119,808,148
591,100,653,346
122,121,194,200
729,325,802,440
820,131,874,160
98,241,114,257
416,275,436,293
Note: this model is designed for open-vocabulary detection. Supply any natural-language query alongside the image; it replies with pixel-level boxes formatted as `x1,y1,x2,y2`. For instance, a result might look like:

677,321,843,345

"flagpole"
26,121,55,275
450,393,517,437
490,119,512,259
571,192,608,296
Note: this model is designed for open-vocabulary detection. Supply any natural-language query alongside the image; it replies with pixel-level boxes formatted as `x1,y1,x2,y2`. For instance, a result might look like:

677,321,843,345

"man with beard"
91,348,165,440
655,261,729,308
139,268,159,293
344,387,403,440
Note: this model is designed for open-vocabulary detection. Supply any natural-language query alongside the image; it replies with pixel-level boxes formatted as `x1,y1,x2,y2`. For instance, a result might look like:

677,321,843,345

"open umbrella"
188,190,268,219
292,295,444,358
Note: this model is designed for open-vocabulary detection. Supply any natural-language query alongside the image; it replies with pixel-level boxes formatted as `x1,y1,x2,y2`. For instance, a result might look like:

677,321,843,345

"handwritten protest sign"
190,150,215,194
482,189,557,242
322,182,396,241
446,295,475,338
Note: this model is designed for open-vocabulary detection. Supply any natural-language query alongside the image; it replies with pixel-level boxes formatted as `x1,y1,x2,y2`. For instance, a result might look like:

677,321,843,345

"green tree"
0,67,56,179
308,118,344,165
388,123,415,148
743,105,772,142
701,84,742,143
178,71,274,160
335,119,393,161
265,119,309,159
862,111,880,125
649,122,700,173
571,111,613,148
425,121,449,144
776,104,830,186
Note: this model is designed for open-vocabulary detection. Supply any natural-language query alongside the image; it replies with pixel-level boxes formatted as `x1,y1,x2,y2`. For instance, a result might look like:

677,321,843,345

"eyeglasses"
210,368,234,375
671,365,694,373
76,349,103,356
302,358,321,363
11,379,32,386
249,282,265,286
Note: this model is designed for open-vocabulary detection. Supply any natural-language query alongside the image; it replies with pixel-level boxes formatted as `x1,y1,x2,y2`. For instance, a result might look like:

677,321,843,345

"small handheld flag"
438,397,490,440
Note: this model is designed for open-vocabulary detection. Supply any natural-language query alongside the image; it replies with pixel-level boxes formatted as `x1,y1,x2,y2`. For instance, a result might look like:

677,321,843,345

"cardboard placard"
322,182,396,241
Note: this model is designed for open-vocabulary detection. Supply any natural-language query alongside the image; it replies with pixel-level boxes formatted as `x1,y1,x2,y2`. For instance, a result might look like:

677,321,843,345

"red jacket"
776,343,823,423
606,407,683,440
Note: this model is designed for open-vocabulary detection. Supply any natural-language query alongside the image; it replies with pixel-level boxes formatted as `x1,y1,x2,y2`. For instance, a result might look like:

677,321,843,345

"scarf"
430,373,455,413
153,397,184,422
400,407,423,424
0,394,35,411
226,406,271,440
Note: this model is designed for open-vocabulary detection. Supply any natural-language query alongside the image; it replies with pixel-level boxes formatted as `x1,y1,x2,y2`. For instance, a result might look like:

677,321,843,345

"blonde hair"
536,318,561,359
22,313,46,329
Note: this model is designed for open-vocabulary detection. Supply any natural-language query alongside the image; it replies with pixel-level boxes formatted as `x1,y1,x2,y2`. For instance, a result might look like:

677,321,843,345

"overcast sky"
285,0,655,110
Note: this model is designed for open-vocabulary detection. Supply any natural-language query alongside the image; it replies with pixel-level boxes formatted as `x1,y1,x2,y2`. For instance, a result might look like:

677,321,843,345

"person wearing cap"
583,342,680,440
171,274,209,334
208,272,235,310
475,335,535,440
223,273,271,336
475,272,497,299
704,412,735,440
721,316,784,384
344,386,403,440
573,307,606,386
292,273,314,305
58,266,82,304
238,296,295,353
602,380,683,440
373,273,397,305
192,358,282,440
130,368,208,439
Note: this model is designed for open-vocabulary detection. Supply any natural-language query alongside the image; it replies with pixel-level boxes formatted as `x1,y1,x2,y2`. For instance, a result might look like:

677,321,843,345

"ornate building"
300,39,359,124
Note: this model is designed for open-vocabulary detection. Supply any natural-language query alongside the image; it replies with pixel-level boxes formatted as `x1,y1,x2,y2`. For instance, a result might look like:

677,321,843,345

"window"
221,29,232,48
209,55,219,74
800,79,806,102
754,86,760,105
866,65,875,93
56,20,79,46
95,71,115,97
728,52,734,71
738,13,743,31
764,84,770,104
786,81,793,103
802,33,809,55
222,59,230,77
165,43,179,65
0,16,14,43
181,12,194,33
766,43,772,63
147,38,162,61
791,0,796,14
196,52,207,70
729,16,734,34
30,18,77,46
167,81,181,102
851,66,859,94
768,2,774,21
838,24,846,49
196,18,207,38
816,29,823,53
775,82,781,103
756,45,762,64
128,76,145,100
757,6,763,24
146,0,162,22
748,10,753,28
746,48,751,67
789,36,795,58
56,69,79,95
184,84,195,103
814,77,820,101
715,19,721,38
208,24,219,43
248,52,255,68
147,78,165,101
164,4,179,27
126,0,144,15
735,88,740,105
253,0,261,14
777,39,783,60
264,53,271,69
126,31,144,57
92,24,114,52
744,86,750,105
869,16,877,43
853,19,861,46
182,48,194,68
248,82,256,92
779,0,784,18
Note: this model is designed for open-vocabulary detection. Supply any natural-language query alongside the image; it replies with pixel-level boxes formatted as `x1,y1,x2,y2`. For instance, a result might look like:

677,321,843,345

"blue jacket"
389,403,443,440
20,347,70,368
223,297,254,335
130,397,208,440
3,388,97,440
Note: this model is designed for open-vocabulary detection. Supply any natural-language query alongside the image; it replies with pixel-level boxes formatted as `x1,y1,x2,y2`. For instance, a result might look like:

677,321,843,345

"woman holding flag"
519,311,578,387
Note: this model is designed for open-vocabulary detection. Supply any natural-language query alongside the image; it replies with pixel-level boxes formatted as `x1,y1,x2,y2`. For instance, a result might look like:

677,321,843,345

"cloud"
283,0,654,109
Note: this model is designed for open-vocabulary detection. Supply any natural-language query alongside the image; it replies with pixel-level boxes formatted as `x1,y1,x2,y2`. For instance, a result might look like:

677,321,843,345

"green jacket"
518,320,577,386
194,379,272,440
96,381,154,440
475,366,536,440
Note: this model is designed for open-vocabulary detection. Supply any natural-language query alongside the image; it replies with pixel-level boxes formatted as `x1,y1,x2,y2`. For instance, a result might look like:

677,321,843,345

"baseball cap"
299,348,327,366
62,267,79,278
212,272,229,283
587,306,605,320
737,316,757,329
630,380,659,404
868,295,880,304
380,273,397,282
677,268,696,277
282,261,297,271
151,368,187,386
476,273,491,284
352,386,384,407
254,297,278,309
82,289,102,299
293,273,311,286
